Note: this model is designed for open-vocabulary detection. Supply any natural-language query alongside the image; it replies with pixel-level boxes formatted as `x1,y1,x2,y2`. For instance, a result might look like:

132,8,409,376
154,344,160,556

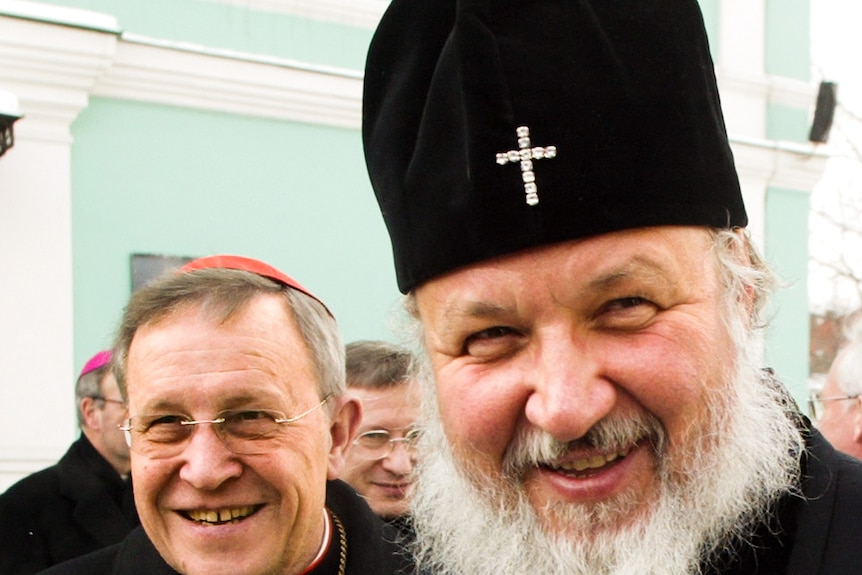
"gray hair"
112,268,345,407
345,340,416,390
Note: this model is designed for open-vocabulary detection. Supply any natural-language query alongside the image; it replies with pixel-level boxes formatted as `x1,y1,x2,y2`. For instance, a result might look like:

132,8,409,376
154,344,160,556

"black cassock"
36,480,412,575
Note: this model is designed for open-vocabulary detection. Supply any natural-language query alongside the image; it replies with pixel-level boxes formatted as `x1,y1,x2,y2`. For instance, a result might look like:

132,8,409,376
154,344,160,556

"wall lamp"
0,88,22,158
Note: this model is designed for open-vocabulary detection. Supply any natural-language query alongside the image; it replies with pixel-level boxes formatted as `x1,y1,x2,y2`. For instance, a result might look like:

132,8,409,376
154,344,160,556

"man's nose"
177,423,243,489
381,439,415,475
523,333,616,442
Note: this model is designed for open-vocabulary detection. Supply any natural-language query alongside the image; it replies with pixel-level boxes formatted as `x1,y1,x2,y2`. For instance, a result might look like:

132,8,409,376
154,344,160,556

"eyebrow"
442,301,510,321
583,256,674,293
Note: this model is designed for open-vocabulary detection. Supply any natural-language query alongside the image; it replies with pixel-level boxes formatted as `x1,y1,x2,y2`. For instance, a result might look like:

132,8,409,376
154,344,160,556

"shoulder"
36,543,117,575
326,480,415,575
0,464,61,507
787,427,862,574
37,527,178,575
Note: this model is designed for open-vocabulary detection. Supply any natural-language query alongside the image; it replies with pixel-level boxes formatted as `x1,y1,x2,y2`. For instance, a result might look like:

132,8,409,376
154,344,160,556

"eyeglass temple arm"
275,393,333,424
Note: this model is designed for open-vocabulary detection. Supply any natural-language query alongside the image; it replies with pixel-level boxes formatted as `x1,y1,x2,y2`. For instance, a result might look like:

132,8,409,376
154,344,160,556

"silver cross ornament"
495,126,557,206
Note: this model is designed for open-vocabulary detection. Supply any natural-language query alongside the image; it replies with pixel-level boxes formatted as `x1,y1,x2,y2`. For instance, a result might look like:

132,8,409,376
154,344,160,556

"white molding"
93,34,363,129
0,12,118,142
0,0,119,33
201,0,389,29
718,69,818,111
731,135,829,192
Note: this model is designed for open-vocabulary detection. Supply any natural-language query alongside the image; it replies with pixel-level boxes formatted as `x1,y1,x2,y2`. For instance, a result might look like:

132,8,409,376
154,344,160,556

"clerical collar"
300,508,332,575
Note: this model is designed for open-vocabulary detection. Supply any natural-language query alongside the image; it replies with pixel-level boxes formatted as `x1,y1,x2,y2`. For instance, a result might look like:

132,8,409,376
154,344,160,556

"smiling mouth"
545,447,633,477
184,505,261,525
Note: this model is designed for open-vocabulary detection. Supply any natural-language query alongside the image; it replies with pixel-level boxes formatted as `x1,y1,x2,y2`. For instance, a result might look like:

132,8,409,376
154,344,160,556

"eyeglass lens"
352,429,420,460
808,394,859,421
121,396,329,459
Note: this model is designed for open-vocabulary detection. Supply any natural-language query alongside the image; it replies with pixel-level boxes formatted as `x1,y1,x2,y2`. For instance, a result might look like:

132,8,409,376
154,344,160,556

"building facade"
0,0,825,489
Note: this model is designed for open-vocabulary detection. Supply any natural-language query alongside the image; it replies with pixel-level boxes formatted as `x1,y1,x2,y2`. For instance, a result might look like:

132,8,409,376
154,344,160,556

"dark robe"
0,434,139,574
701,424,862,574
37,480,412,575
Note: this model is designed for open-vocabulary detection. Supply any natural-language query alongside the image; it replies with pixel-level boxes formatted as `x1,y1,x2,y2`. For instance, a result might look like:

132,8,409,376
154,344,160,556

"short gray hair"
112,268,345,407
345,340,415,390
75,365,111,428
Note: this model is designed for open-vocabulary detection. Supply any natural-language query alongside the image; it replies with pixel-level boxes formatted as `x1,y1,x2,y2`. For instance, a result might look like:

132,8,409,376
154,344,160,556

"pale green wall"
766,0,810,81
697,0,720,58
764,187,811,405
762,0,813,406
71,98,402,369
26,0,371,69
767,104,811,142
62,0,817,400
765,0,811,145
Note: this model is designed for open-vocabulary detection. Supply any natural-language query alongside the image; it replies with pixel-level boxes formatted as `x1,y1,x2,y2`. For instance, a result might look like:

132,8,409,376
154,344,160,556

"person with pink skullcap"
0,350,140,573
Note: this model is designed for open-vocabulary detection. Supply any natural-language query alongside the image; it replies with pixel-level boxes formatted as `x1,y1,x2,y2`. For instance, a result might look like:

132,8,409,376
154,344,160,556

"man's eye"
230,410,271,422
597,296,658,328
464,326,519,357
357,431,391,448
468,326,514,341
606,296,648,310
145,414,186,430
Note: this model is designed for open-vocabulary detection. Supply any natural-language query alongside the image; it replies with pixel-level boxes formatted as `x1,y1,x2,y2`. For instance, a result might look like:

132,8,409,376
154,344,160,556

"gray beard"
408,343,804,575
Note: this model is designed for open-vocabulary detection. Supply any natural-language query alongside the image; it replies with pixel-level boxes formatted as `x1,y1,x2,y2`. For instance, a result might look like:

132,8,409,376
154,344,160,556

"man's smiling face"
415,225,742,534
126,294,331,575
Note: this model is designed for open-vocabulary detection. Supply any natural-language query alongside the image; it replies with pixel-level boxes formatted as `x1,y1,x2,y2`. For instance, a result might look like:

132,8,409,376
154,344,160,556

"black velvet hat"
363,0,746,294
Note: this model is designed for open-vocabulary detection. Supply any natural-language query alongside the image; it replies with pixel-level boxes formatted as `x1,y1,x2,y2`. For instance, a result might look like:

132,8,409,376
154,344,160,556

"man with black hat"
362,0,862,573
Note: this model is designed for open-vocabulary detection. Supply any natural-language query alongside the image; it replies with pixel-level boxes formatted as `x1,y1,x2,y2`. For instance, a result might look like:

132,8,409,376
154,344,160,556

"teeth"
187,506,255,524
555,448,629,472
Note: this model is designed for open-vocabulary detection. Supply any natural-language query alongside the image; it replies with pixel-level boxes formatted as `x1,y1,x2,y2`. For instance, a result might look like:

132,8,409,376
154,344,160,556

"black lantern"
0,89,22,158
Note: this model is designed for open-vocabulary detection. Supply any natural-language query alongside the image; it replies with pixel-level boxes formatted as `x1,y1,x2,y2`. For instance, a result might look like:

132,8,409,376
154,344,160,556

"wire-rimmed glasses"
119,394,332,459
351,428,421,461
88,395,126,407
807,393,860,421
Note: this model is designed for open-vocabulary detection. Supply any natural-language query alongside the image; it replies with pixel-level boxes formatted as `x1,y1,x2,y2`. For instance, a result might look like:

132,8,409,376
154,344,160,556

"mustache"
503,412,666,478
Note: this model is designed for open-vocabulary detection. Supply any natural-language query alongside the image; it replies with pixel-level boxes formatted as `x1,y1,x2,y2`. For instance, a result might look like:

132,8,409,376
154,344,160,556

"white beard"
408,325,805,575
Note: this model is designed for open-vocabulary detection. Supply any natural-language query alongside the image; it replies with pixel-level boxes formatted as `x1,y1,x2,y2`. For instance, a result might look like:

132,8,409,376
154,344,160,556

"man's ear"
80,397,100,430
326,395,362,480
852,399,862,444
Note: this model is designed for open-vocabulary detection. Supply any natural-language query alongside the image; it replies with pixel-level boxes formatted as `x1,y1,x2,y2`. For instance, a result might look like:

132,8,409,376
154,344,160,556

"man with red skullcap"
0,350,139,574
41,255,412,575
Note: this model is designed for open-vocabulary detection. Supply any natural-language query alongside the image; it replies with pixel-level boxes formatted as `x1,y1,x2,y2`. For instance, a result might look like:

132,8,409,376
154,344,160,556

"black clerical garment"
0,434,139,574
701,423,862,574
37,480,412,575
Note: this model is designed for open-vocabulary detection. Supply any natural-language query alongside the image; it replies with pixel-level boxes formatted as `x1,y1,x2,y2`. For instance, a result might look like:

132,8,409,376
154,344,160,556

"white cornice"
717,68,818,110
0,0,119,33
0,12,117,142
730,135,830,191
93,34,363,129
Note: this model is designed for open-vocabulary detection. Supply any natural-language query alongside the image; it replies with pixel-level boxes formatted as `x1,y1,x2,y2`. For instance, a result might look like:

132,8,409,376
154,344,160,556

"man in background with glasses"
0,350,139,574
339,340,420,534
812,313,862,460
41,255,412,575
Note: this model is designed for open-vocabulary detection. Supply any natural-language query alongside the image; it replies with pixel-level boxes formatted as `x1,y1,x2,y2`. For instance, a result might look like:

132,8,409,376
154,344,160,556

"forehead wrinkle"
438,300,510,329
581,254,676,293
